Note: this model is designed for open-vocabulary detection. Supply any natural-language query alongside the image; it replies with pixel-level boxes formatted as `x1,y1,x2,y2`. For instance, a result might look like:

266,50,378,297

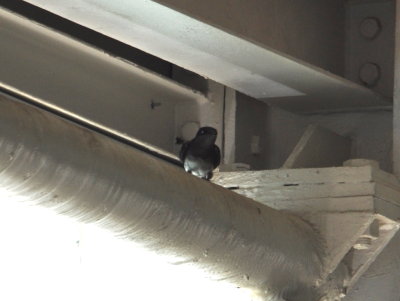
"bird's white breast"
184,155,213,178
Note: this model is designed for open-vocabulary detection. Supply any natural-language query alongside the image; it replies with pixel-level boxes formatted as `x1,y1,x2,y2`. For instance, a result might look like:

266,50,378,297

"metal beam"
18,0,390,112
0,8,207,156
393,0,400,176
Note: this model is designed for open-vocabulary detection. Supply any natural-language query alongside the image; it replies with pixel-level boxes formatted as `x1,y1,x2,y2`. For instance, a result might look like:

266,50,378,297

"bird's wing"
213,145,221,168
179,141,190,162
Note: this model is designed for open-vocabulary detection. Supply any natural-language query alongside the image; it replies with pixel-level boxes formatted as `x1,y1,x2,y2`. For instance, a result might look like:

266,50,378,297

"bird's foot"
204,171,213,181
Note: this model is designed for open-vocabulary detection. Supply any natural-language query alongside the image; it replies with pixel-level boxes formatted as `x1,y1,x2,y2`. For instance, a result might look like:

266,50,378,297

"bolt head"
359,17,381,40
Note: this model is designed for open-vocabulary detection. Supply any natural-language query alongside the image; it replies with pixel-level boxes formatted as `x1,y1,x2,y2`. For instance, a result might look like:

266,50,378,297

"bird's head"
195,126,218,144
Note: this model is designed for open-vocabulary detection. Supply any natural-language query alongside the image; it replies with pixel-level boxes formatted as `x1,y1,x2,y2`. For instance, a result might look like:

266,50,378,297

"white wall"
266,107,392,172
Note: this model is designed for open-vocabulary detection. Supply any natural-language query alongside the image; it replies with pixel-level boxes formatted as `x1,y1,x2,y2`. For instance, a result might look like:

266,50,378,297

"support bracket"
213,160,400,298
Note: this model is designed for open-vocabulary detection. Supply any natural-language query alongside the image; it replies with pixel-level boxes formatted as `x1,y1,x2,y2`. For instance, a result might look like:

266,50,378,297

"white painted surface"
282,124,351,168
154,0,346,76
21,0,390,112
235,94,269,169
393,0,400,176
200,81,225,147
180,122,200,141
223,87,237,164
0,201,258,301
21,0,302,99
173,80,225,155
345,1,395,98
0,93,328,301
0,8,207,154
213,165,400,298
1,2,399,299
267,107,393,172
343,233,400,301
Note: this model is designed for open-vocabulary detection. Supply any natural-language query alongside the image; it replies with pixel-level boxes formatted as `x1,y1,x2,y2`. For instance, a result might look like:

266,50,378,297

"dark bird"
179,126,221,180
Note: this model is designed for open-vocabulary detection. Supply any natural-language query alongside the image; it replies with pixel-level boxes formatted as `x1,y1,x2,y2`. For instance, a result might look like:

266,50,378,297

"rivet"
359,17,381,40
359,62,380,87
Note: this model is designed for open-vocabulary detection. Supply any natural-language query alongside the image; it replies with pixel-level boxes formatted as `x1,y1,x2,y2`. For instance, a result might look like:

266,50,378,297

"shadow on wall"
266,106,392,172
235,93,269,170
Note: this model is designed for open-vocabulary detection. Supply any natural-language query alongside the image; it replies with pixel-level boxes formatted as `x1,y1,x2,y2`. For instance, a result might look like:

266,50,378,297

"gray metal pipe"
0,91,326,300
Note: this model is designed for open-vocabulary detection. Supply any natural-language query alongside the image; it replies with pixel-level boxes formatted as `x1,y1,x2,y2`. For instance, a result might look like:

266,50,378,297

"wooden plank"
374,184,400,210
260,196,374,213
308,212,375,275
374,196,400,220
345,215,400,291
213,166,374,188
372,167,400,190
282,124,351,169
229,182,374,203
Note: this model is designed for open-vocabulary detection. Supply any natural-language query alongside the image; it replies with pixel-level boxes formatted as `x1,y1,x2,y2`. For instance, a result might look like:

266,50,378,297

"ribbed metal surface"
0,91,326,300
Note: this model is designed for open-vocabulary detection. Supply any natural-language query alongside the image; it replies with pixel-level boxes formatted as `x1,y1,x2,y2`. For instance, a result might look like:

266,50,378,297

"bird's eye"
200,130,205,134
